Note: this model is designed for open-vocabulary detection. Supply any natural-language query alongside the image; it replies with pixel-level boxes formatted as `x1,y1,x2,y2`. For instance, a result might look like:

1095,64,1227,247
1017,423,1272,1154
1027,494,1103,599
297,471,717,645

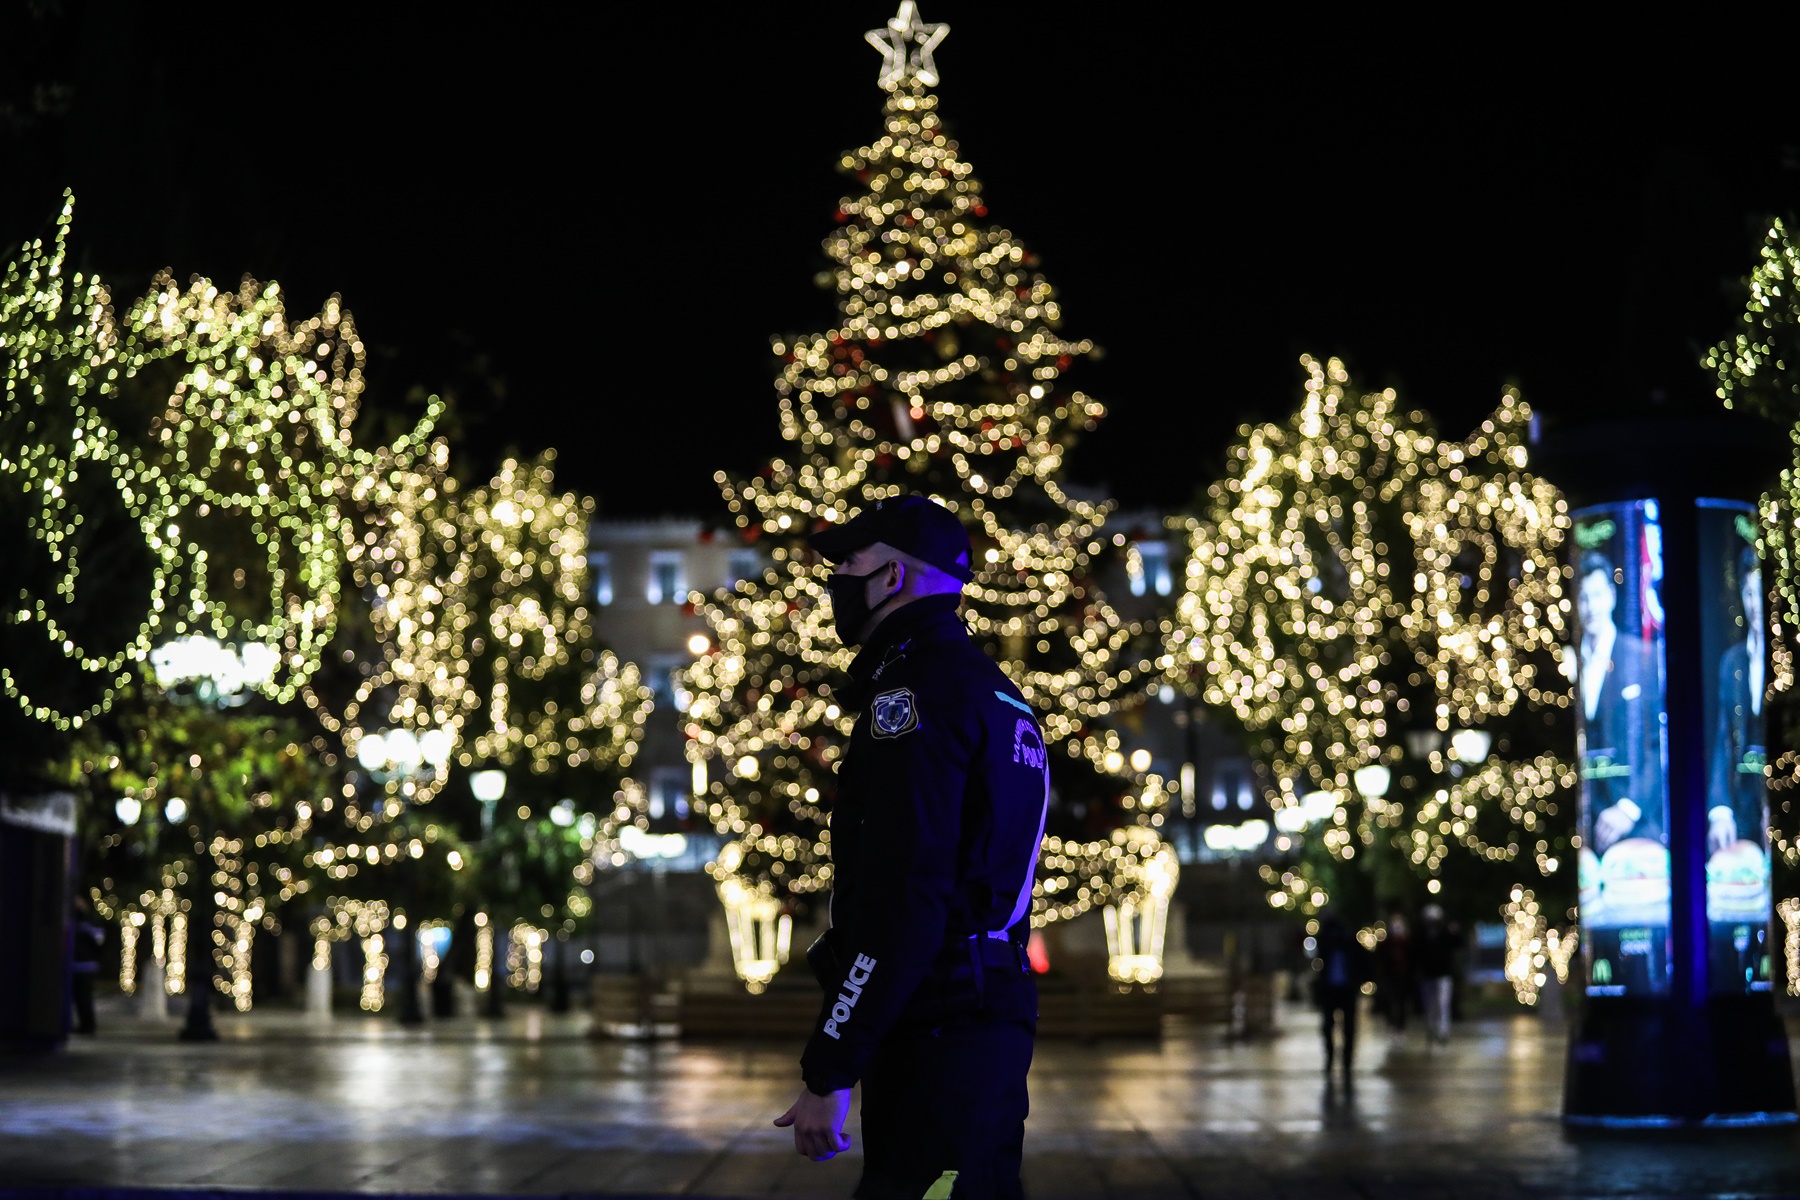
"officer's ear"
885,559,905,594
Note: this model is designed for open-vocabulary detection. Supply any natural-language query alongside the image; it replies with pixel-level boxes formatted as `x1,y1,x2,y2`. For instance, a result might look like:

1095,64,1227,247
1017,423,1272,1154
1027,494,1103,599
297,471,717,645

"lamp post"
468,767,508,1018
470,769,507,840
352,726,453,1027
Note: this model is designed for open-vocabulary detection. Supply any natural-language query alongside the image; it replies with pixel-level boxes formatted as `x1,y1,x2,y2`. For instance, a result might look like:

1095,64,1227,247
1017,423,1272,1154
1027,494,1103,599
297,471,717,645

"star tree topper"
866,1,949,89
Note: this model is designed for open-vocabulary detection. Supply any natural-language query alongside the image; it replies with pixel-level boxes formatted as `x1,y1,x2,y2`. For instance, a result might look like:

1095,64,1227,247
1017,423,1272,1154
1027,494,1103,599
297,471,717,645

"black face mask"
825,563,897,646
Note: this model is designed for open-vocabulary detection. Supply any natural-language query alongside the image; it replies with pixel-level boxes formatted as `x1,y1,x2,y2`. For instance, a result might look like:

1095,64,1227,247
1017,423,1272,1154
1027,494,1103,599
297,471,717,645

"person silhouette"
1313,912,1372,1080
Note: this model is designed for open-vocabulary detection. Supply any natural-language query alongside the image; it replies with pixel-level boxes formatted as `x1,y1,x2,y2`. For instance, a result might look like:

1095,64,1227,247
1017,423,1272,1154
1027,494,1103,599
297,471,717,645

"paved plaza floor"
1,996,1798,1199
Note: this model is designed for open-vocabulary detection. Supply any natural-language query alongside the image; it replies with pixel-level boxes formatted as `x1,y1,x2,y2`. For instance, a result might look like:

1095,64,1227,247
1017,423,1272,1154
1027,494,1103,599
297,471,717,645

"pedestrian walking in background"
1313,912,1373,1083
69,894,105,1035
1416,904,1460,1045
774,496,1047,1200
1375,906,1412,1032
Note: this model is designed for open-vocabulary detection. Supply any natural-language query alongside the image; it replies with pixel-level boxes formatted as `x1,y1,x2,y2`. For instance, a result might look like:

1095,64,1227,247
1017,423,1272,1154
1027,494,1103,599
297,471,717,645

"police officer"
774,495,1048,1200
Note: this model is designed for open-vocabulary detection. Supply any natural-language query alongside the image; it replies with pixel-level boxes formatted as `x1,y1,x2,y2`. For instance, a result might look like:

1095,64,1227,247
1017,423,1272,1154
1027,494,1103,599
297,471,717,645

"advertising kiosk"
1546,415,1795,1124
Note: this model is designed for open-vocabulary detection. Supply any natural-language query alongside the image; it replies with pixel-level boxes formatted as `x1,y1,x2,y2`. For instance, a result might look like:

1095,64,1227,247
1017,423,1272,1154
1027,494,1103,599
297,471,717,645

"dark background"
6,3,1799,518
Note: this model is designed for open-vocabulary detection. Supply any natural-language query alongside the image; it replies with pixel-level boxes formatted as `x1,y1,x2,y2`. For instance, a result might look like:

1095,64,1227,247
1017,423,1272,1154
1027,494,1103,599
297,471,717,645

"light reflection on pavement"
0,999,1795,1198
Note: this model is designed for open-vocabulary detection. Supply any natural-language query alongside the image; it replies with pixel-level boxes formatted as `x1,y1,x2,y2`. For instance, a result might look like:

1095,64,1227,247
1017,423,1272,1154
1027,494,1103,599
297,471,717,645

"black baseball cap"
810,494,975,583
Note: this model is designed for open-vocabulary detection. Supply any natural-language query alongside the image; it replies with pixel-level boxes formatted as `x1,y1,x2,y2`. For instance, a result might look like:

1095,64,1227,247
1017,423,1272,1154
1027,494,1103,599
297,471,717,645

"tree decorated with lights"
295,443,650,1006
1166,355,1574,922
4,195,441,1019
684,4,1170,989
58,672,330,1012
1,194,162,746
436,453,652,959
292,425,478,1009
1708,219,1800,889
1707,217,1800,685
4,192,383,749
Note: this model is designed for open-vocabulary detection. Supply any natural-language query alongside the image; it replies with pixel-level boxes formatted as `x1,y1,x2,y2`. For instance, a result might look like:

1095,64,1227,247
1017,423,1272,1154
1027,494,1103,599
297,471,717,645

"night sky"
6,3,1799,519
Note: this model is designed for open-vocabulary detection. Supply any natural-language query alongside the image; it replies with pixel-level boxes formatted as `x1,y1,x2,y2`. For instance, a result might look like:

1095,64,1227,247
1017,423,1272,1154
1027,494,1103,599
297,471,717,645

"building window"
647,550,686,605
1129,541,1173,597
590,552,613,606
646,654,690,712
648,767,690,822
727,549,761,588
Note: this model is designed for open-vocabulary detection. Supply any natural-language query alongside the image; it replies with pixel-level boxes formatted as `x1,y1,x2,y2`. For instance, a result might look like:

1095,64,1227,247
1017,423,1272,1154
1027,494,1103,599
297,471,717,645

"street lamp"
470,768,507,840
1352,764,1392,801
350,724,457,1027
467,767,509,1019
1450,728,1493,765
115,796,142,825
1300,788,1340,825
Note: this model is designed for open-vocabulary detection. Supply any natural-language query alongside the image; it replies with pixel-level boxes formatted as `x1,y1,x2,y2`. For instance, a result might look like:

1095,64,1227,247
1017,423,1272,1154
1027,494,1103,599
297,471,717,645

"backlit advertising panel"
1697,499,1773,994
1572,500,1670,995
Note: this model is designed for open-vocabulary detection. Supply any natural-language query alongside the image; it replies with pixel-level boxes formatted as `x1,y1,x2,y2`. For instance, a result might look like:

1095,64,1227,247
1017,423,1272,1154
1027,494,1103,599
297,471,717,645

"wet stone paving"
1,999,1798,1199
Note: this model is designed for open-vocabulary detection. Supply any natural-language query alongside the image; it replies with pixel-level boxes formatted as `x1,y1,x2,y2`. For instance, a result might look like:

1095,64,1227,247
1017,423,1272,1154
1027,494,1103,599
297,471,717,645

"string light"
119,914,141,995
506,922,548,992
683,10,1166,970
474,910,494,992
1501,884,1573,1005
1778,897,1800,997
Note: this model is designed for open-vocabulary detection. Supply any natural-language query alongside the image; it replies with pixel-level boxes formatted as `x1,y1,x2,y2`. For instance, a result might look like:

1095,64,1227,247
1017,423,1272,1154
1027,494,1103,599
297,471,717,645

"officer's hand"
774,1086,852,1160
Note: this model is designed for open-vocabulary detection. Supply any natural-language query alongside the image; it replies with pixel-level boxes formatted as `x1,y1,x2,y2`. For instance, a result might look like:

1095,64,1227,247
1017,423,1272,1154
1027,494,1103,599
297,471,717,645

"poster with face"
1571,500,1670,995
1697,500,1773,994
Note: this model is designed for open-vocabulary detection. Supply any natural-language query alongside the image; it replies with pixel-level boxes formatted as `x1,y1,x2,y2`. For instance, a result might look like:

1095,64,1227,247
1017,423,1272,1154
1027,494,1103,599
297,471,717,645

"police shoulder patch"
870,687,919,738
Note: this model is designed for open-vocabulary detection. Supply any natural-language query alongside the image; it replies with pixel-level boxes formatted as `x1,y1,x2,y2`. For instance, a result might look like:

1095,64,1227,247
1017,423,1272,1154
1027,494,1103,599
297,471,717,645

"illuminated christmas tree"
1166,355,1574,922
684,4,1170,989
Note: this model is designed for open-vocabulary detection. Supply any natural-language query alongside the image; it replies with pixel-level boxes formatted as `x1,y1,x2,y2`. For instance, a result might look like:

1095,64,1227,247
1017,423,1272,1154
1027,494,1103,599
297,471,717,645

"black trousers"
856,1016,1033,1200
1318,984,1357,1072
71,970,96,1033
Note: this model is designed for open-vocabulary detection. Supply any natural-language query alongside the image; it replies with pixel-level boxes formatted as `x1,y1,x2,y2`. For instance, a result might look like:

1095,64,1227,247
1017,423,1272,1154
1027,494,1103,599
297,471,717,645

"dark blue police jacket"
800,593,1048,1096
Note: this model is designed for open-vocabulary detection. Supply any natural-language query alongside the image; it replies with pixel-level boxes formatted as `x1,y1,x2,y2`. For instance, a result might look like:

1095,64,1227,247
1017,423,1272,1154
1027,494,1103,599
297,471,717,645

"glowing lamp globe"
386,728,423,772
419,728,453,768
1450,728,1493,764
469,769,508,803
356,731,388,771
1352,764,1392,799
1300,789,1339,824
